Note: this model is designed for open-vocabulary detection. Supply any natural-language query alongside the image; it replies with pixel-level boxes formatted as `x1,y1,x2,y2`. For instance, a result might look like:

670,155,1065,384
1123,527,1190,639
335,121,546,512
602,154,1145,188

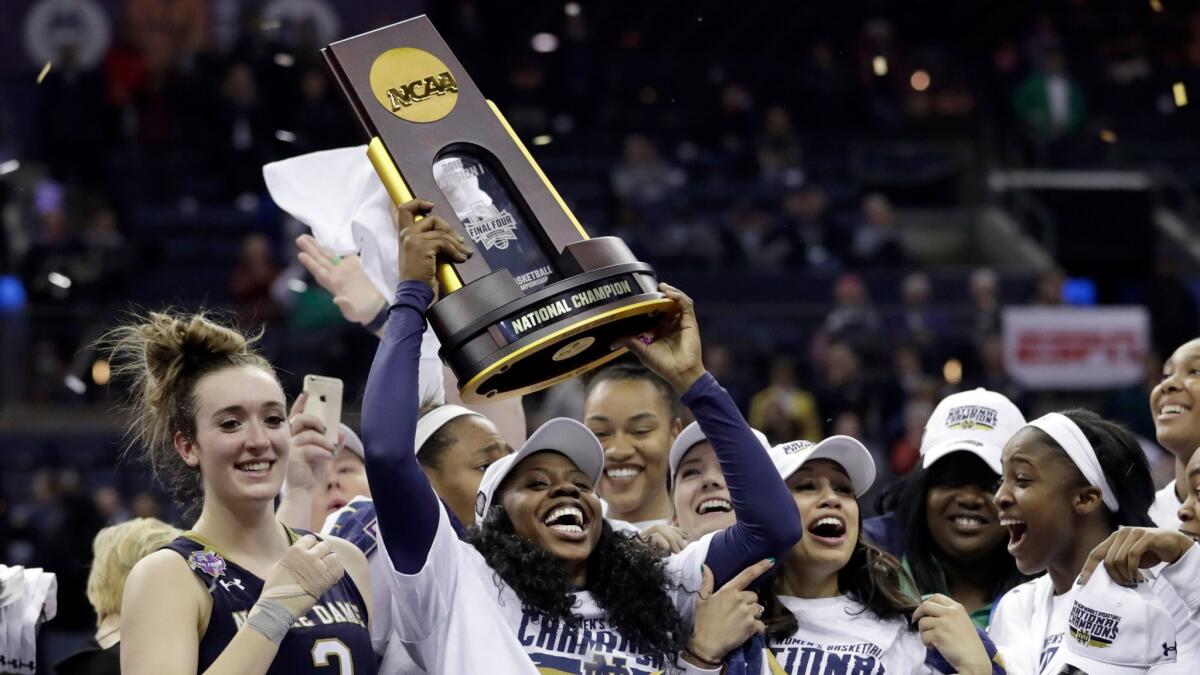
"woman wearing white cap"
358,202,803,673
761,437,998,674
1147,337,1200,529
668,421,771,545
868,388,1027,629
989,409,1200,673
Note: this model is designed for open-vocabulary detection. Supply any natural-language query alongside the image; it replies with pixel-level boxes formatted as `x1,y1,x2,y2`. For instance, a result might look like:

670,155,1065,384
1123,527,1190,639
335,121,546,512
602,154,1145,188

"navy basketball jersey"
163,527,376,675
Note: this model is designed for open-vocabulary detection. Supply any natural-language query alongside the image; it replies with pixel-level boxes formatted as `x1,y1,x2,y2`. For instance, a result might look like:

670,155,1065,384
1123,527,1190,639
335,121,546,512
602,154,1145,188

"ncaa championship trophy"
323,15,672,403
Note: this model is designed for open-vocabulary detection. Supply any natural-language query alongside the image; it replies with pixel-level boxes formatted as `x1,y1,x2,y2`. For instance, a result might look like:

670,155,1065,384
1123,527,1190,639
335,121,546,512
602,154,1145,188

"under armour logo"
1164,641,1177,657
219,577,245,592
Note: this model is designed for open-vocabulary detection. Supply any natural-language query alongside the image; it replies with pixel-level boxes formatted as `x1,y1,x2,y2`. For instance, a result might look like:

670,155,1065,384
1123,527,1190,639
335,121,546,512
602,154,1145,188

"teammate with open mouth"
360,202,804,673
761,437,997,674
667,421,771,544
989,409,1200,674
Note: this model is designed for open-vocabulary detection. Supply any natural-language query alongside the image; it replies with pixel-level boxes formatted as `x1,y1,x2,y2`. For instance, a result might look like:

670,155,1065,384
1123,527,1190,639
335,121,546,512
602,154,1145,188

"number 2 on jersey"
312,638,353,674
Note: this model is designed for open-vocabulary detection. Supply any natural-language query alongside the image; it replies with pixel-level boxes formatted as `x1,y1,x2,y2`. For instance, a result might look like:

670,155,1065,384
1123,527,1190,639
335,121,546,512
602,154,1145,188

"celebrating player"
761,437,997,674
359,200,801,672
584,361,683,530
104,312,374,675
989,409,1199,673
668,421,771,545
1148,337,1200,528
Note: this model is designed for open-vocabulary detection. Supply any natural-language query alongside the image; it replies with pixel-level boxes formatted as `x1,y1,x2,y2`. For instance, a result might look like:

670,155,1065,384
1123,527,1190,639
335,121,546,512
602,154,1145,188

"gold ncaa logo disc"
369,47,459,123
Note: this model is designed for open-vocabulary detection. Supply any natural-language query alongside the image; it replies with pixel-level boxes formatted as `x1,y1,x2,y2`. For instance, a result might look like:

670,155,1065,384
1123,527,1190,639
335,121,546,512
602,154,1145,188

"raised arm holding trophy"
321,15,672,403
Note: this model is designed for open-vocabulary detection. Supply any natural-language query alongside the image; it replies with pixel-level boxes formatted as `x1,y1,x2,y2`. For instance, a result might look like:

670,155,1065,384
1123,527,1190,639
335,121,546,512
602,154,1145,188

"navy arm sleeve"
360,280,442,574
685,373,804,588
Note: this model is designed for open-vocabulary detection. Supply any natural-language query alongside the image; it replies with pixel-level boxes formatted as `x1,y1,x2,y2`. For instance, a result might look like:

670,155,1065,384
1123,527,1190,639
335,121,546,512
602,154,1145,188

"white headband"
1027,412,1119,512
415,405,481,455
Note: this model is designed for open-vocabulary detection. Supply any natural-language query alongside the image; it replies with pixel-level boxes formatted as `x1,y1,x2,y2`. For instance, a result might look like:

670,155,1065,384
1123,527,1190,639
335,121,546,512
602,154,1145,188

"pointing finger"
724,558,775,592
699,564,715,598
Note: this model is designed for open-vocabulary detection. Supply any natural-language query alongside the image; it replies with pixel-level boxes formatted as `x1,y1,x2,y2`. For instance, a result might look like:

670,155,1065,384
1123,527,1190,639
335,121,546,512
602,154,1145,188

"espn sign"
1002,306,1149,389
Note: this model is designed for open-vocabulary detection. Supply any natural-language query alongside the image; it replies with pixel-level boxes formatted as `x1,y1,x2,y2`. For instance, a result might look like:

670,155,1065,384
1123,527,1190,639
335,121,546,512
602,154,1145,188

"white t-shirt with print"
989,575,1087,675
379,504,713,674
765,595,932,675
990,551,1200,675
1149,480,1183,530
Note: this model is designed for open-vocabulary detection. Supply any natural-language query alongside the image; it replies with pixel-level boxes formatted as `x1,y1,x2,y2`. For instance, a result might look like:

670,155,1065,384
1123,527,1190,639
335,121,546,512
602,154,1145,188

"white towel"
263,146,447,405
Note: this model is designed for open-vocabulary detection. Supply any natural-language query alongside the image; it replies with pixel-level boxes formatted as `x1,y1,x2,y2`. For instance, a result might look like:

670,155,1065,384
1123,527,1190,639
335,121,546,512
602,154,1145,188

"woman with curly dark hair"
867,388,1028,630
762,437,997,674
359,201,802,673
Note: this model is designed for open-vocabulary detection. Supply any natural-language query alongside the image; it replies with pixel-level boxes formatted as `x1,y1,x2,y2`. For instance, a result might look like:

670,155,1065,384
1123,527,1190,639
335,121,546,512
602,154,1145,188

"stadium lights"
47,272,71,289
872,55,888,77
275,130,297,143
910,70,931,92
91,359,111,386
531,33,559,53
532,135,553,146
0,159,19,175
565,2,582,16
1173,82,1188,108
943,358,963,385
64,374,87,395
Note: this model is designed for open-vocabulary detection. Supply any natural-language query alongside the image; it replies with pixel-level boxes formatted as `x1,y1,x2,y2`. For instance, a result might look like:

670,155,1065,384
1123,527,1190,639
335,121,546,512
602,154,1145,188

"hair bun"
139,312,249,385
98,309,272,512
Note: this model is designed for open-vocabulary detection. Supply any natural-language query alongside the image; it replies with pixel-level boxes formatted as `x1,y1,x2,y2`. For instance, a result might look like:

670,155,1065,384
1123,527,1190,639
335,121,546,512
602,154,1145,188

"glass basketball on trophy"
323,15,672,403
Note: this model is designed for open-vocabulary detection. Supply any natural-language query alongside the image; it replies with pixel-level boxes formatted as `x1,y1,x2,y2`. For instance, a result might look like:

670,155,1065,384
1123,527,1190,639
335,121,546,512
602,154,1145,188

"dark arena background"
1,0,1199,670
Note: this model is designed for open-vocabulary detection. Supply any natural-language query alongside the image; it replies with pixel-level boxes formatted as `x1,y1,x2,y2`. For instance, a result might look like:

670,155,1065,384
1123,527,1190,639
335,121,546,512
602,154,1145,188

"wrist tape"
246,597,298,645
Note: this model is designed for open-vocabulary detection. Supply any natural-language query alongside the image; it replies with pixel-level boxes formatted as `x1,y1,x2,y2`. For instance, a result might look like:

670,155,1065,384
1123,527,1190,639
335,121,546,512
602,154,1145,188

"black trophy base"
428,238,672,402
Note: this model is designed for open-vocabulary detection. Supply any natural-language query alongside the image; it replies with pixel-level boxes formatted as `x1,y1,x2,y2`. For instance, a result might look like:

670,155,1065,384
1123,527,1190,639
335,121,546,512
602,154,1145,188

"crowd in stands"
3,0,1200,650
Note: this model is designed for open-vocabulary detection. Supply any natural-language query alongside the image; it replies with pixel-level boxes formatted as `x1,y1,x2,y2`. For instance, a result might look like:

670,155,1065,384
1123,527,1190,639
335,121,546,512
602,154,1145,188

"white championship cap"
339,423,365,461
474,418,605,522
769,437,876,496
668,421,771,483
1061,568,1177,674
920,388,1025,475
